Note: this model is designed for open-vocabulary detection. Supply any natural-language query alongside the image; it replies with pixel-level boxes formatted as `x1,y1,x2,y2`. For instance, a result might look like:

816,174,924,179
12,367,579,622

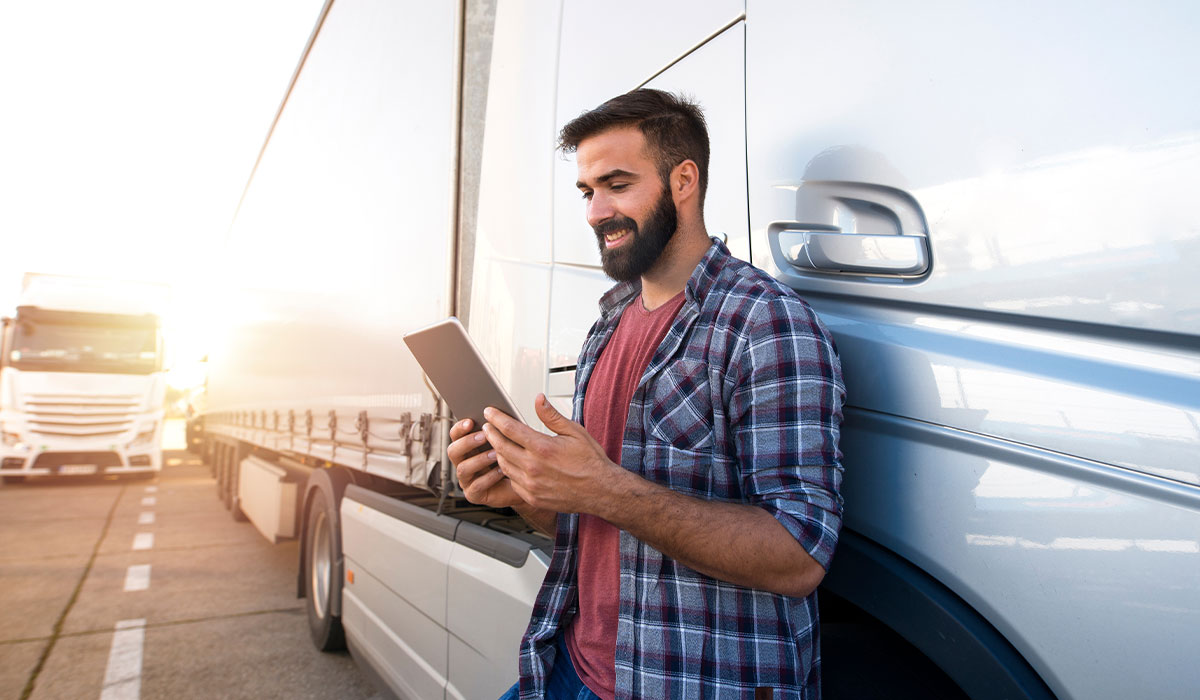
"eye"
580,190,593,200
611,183,628,191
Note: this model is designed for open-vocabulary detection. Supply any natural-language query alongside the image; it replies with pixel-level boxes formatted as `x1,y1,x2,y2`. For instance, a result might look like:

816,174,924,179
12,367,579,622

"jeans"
498,634,602,700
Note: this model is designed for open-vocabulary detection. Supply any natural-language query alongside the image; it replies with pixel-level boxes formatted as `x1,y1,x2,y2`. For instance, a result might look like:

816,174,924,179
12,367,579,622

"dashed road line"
124,565,151,592
18,484,126,700
132,533,154,551
99,619,145,700
137,512,155,525
140,496,156,507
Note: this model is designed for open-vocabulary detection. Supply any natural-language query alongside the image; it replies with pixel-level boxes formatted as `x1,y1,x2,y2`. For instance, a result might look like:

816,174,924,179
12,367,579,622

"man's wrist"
590,464,652,525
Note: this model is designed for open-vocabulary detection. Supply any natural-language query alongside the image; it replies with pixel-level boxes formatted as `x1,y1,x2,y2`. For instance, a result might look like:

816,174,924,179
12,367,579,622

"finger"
449,418,474,441
533,394,578,436
483,406,545,449
501,464,536,505
482,420,525,463
455,447,498,485
447,428,487,465
462,461,506,496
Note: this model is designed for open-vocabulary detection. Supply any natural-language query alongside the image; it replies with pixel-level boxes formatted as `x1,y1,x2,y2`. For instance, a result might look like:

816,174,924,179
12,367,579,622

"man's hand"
483,394,625,514
448,417,524,509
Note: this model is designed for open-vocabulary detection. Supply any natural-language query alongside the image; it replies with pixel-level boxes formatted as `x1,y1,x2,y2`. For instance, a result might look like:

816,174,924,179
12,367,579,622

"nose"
586,190,616,229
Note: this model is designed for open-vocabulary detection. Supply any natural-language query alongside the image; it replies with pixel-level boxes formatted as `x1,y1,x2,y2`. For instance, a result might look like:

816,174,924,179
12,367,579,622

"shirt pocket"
646,358,715,453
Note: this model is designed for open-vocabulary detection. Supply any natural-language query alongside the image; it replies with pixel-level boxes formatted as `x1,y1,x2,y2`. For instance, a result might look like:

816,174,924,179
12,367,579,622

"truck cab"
0,275,167,482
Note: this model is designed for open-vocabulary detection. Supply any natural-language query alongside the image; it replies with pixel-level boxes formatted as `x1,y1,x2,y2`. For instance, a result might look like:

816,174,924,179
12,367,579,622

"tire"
231,494,248,522
304,488,346,651
220,447,236,511
215,445,227,500
224,454,238,512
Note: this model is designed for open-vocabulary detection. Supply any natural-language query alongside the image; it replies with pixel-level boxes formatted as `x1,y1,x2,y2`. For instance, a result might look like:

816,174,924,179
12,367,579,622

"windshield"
8,309,161,375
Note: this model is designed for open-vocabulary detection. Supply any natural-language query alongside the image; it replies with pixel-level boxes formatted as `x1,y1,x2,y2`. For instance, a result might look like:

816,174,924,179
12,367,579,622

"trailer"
202,1,1200,698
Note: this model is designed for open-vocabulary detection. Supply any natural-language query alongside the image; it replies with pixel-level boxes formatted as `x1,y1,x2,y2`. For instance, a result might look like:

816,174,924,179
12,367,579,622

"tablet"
403,317,526,430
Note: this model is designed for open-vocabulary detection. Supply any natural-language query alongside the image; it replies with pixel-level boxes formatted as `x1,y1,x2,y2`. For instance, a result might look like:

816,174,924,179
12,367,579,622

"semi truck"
200,1,1200,698
0,273,167,482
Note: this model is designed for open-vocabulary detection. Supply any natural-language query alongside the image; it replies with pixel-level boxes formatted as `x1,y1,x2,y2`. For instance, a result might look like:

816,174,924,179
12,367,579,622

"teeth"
605,230,628,242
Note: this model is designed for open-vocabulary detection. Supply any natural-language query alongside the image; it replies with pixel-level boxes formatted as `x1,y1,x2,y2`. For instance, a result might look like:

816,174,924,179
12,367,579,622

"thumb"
534,394,575,435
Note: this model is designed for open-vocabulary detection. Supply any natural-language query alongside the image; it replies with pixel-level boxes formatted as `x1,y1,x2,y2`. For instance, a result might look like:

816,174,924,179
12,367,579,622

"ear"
671,159,700,206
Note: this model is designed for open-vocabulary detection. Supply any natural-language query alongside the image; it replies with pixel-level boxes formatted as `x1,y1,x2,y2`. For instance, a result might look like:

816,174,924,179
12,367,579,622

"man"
448,89,844,699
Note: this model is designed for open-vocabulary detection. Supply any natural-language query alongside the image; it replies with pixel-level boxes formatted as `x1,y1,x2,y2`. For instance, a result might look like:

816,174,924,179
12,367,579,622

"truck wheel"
305,488,346,651
215,445,227,500
225,456,239,512
231,496,248,522
221,448,236,511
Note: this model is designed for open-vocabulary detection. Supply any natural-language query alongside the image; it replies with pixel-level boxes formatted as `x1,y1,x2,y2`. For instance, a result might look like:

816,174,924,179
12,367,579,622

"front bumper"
0,445,161,476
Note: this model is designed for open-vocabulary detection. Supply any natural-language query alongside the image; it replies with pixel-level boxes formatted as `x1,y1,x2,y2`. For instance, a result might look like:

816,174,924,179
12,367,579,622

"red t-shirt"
566,291,686,699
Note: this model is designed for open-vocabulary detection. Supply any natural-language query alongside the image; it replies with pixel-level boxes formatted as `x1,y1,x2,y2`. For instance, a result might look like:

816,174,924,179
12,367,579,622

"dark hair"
559,89,710,205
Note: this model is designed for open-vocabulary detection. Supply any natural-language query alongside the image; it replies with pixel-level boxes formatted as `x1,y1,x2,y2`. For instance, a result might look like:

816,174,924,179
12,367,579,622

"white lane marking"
132,533,154,551
100,618,145,700
137,512,155,525
143,486,157,493
140,496,156,507
124,565,151,592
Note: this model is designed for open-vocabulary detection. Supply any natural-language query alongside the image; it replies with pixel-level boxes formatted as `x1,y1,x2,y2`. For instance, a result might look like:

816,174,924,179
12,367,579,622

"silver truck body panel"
745,1,1200,697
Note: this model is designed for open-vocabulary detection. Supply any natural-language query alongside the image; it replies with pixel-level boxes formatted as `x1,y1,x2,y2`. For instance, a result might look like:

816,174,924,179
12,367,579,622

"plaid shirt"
519,239,845,699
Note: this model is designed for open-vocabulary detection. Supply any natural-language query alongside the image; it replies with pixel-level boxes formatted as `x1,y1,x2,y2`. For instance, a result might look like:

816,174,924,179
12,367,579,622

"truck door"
745,2,1200,699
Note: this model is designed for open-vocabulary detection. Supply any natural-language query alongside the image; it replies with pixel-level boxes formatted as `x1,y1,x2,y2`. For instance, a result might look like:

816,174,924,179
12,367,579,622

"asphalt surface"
0,447,379,700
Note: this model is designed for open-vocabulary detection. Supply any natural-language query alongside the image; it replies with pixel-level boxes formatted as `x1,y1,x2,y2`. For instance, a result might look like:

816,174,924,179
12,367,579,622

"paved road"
0,450,379,700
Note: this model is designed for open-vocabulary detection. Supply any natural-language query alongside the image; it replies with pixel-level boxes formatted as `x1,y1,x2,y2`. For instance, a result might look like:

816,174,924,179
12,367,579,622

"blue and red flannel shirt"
518,239,845,699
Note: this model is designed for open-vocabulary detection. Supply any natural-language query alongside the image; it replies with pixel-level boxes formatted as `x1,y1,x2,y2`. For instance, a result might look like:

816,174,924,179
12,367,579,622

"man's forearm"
514,503,558,538
593,470,825,597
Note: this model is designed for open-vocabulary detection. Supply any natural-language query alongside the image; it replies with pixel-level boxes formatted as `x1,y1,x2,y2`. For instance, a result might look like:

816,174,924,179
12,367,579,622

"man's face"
575,128,678,282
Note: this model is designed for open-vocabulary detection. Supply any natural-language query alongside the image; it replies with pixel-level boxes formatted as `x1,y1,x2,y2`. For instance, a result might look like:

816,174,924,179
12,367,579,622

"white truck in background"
0,273,167,482
201,1,1199,699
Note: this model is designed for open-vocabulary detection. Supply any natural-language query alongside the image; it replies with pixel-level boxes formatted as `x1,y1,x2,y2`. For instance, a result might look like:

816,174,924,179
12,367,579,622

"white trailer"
203,1,1200,699
0,273,167,481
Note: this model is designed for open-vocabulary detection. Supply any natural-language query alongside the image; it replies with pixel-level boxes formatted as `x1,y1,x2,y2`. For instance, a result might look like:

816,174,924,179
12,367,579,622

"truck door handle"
768,180,931,277
776,229,929,274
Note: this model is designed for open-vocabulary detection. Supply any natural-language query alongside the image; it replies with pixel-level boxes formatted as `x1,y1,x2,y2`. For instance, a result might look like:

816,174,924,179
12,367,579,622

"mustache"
593,216,638,237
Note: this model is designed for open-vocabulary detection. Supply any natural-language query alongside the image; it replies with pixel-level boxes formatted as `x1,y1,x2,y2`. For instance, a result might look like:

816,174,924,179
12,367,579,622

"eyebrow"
576,168,637,189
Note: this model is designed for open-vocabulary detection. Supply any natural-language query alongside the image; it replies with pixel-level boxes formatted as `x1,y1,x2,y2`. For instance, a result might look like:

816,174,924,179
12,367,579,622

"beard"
593,185,678,282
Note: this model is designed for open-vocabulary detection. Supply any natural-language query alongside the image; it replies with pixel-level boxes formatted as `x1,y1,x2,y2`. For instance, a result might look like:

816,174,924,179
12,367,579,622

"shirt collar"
597,236,729,318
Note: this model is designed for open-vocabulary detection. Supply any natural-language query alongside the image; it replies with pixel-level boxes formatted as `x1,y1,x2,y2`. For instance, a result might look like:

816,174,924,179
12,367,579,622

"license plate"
59,464,97,475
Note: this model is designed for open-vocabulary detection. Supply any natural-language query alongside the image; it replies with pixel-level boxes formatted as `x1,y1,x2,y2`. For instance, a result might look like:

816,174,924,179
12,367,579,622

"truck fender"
823,529,1055,700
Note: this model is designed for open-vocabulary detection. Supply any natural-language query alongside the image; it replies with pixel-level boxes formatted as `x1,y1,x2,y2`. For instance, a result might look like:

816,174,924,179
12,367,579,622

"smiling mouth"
604,229,630,248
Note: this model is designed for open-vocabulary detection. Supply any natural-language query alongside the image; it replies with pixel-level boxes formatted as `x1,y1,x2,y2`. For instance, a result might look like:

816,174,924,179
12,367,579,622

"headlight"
130,429,157,447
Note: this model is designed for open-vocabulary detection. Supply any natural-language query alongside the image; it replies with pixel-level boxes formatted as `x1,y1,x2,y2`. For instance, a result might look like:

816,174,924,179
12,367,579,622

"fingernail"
474,432,485,443
483,407,493,419
487,450,496,460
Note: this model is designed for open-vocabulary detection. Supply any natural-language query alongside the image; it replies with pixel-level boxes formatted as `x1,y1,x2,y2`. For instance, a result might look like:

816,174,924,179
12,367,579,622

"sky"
0,0,326,387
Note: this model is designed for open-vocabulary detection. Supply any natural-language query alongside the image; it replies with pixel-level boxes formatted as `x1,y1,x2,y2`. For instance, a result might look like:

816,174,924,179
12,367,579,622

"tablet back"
403,317,525,429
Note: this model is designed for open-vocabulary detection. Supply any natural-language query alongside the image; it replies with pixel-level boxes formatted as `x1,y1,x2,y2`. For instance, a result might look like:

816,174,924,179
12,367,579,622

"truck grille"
23,394,140,439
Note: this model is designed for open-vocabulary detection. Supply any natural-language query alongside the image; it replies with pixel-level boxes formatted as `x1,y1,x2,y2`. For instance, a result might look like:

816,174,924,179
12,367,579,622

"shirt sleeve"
728,294,846,571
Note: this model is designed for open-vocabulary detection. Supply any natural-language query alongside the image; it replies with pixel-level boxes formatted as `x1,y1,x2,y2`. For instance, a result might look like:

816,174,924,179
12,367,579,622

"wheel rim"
310,509,332,619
